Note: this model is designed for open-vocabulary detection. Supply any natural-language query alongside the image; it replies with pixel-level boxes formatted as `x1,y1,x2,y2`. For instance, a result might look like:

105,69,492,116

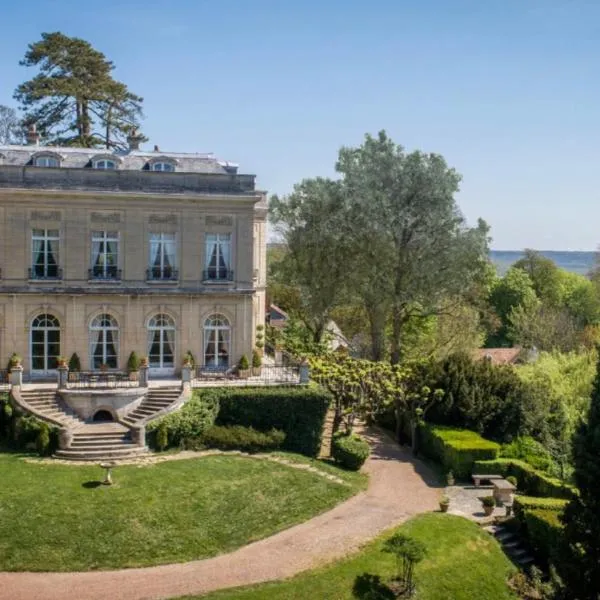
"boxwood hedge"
473,459,575,500
419,424,500,478
513,495,568,522
331,432,370,470
523,508,565,565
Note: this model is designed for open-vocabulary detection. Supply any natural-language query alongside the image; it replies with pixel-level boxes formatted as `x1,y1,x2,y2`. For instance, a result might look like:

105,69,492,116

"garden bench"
493,478,516,506
472,474,503,487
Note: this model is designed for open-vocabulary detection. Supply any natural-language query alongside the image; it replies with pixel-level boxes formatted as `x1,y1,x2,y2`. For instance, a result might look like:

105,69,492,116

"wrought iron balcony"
88,267,122,281
146,267,179,281
28,267,63,280
202,269,234,283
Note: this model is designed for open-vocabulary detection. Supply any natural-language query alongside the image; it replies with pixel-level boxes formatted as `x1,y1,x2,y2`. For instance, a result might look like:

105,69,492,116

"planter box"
238,369,251,379
252,367,262,377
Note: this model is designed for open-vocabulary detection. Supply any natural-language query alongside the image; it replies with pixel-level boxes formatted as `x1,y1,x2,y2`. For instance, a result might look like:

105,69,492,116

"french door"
30,314,60,376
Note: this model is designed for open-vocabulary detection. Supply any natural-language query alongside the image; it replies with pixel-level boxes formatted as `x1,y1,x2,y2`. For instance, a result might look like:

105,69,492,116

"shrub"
156,421,169,451
252,349,262,368
202,425,285,453
501,436,553,472
507,475,518,487
523,508,565,565
481,496,496,508
513,496,568,522
184,350,196,367
238,354,250,370
214,386,331,457
473,459,576,499
331,432,370,470
7,353,21,371
419,425,500,478
146,392,219,450
68,352,81,372
35,422,50,456
127,351,140,373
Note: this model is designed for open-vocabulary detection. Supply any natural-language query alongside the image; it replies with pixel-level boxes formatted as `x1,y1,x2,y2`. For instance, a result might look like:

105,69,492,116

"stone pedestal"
181,364,192,384
57,366,68,388
130,424,146,447
139,365,149,388
9,365,23,387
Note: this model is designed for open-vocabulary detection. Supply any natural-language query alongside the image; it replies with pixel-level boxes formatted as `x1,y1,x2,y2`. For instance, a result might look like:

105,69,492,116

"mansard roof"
0,144,239,175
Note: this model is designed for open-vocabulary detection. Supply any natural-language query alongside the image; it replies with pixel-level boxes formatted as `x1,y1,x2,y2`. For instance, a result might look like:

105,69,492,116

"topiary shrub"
146,391,219,450
202,425,285,453
332,432,370,470
68,352,81,372
214,386,331,457
127,351,140,373
419,425,500,479
184,350,196,367
513,496,568,523
252,349,262,368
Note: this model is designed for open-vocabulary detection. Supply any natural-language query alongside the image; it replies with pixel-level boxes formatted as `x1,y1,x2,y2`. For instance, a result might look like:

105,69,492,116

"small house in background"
268,304,289,329
473,347,535,366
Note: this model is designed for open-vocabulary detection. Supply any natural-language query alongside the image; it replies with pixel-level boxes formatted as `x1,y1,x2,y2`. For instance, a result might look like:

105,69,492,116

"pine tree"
14,32,146,148
560,353,600,599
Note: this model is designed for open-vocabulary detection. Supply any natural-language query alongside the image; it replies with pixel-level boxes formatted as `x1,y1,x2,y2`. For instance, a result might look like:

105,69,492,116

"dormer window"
152,162,175,172
34,155,60,168
94,159,116,170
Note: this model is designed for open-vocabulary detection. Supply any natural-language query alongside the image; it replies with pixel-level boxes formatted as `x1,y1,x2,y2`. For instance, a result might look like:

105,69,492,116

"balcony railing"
202,269,234,283
28,267,63,280
66,371,138,388
146,267,179,281
88,267,122,281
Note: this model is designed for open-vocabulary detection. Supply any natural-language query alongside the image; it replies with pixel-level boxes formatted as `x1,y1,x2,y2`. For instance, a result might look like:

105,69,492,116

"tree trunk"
390,305,403,365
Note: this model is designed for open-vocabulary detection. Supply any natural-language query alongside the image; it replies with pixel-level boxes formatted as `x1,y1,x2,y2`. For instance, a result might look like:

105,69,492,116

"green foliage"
473,459,576,499
183,350,196,367
419,425,500,478
513,496,568,522
501,436,553,472
35,422,50,456
68,352,81,372
252,349,262,368
7,353,21,370
523,508,565,566
126,351,140,373
215,387,331,457
331,432,370,470
238,354,250,370
382,532,426,593
155,421,168,451
481,496,496,508
0,105,23,144
15,31,146,148
146,392,219,450
506,475,518,487
560,352,600,598
202,425,285,454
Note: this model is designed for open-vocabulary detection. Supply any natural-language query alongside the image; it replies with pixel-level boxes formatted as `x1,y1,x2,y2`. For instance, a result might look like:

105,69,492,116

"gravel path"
0,427,441,600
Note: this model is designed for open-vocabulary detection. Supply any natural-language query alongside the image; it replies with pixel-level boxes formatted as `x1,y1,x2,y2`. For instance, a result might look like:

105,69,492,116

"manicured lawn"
0,453,366,571
190,514,517,600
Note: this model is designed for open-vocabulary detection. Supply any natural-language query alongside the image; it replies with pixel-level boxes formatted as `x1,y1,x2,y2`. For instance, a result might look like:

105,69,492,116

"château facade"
0,130,267,380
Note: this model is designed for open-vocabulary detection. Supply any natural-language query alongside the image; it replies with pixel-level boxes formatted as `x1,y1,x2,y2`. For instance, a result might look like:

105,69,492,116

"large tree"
560,353,600,599
14,32,146,148
336,131,490,363
0,105,23,144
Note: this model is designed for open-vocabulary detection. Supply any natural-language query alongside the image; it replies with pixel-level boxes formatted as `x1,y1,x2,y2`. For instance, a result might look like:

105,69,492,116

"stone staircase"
19,388,85,428
121,387,182,426
54,422,148,461
483,523,535,569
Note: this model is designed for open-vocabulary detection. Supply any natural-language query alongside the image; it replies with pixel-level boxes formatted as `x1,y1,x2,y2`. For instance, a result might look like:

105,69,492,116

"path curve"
0,427,441,600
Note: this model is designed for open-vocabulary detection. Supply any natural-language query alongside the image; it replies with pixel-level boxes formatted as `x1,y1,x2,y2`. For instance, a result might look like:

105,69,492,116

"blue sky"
1,0,599,250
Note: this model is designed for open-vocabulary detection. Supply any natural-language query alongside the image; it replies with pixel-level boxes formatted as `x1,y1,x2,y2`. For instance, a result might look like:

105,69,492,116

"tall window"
148,233,177,279
204,233,231,280
31,314,60,373
204,314,230,368
94,159,116,170
91,231,120,279
90,314,119,369
152,162,175,172
148,314,175,370
31,229,60,279
34,156,60,167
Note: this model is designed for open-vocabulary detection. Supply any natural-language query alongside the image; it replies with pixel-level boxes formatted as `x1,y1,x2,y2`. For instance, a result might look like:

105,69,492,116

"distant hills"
491,250,596,276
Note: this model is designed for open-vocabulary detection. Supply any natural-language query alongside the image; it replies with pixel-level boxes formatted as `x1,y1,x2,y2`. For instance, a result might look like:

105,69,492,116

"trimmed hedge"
202,425,285,453
513,496,568,522
419,425,500,478
146,392,219,450
214,386,331,457
331,432,370,471
523,508,565,565
473,459,576,500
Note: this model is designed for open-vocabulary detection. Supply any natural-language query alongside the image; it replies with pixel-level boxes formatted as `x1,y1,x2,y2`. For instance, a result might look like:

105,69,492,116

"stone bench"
472,474,504,487
493,478,516,506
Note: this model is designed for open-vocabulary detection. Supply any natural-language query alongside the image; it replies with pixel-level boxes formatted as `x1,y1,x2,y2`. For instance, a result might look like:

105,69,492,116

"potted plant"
57,356,68,368
446,470,455,486
252,349,262,376
8,353,21,370
255,325,265,355
184,350,195,368
140,356,149,368
481,496,496,516
127,351,140,381
68,352,81,372
439,495,450,513
237,354,251,378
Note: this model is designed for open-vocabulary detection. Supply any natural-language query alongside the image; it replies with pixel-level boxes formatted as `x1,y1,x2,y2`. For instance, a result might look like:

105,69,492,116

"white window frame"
152,162,175,172
148,233,177,279
89,314,119,369
93,159,117,170
31,228,60,278
147,314,176,371
91,231,120,279
203,314,231,368
204,233,232,280
34,155,60,168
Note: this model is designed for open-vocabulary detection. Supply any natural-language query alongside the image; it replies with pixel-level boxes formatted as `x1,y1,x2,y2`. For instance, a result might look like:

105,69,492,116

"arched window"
147,314,175,371
94,159,116,170
203,314,230,368
30,314,61,374
34,155,60,168
152,162,175,172
90,314,119,369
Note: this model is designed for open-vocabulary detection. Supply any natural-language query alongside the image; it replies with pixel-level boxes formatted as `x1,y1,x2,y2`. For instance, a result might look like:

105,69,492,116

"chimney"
127,128,143,151
153,145,160,152
26,124,40,146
